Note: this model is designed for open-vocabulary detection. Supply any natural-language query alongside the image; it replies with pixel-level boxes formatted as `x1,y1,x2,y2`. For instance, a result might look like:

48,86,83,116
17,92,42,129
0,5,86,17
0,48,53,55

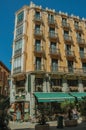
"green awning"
34,92,75,102
69,92,86,100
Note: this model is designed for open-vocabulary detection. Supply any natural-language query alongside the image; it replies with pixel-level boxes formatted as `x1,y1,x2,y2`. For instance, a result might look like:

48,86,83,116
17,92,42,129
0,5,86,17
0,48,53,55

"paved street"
9,121,86,130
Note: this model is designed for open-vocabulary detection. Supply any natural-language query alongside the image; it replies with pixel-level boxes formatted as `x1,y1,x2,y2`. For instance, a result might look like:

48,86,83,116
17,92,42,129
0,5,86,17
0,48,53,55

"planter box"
35,124,49,130
64,119,77,127
82,116,86,122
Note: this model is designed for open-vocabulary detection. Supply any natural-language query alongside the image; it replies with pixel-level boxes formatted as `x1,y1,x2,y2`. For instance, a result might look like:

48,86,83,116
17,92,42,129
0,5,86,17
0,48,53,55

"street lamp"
45,74,49,92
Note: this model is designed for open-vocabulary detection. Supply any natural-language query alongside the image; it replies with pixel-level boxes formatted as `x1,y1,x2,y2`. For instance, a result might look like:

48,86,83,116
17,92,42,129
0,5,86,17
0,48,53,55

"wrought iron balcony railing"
62,22,70,28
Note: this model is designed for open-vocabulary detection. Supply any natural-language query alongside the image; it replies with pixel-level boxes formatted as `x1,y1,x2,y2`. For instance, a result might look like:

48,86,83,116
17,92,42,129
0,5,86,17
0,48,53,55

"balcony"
50,66,86,77
74,25,83,32
51,86,62,92
65,50,75,60
49,48,60,59
33,15,42,23
14,48,22,56
64,34,73,43
77,38,85,46
48,19,56,27
34,45,44,57
34,29,43,38
13,66,21,74
80,52,86,62
70,86,78,92
49,32,58,41
62,22,70,29
34,64,45,72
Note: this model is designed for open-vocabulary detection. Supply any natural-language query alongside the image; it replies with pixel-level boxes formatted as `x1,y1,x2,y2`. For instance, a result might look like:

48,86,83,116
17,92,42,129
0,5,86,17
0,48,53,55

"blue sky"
0,0,86,70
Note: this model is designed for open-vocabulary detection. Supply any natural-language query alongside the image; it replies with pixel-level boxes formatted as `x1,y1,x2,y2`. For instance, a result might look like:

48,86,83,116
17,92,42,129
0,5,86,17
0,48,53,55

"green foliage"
61,100,75,112
79,96,86,116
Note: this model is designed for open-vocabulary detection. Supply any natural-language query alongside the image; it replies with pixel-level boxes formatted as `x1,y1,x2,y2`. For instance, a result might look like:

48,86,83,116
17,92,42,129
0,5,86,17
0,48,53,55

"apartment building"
10,2,86,120
0,61,10,96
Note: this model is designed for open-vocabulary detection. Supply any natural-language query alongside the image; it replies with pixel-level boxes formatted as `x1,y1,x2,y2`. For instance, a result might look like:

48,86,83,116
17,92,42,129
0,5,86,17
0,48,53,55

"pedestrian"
72,107,78,119
68,107,72,120
16,108,21,122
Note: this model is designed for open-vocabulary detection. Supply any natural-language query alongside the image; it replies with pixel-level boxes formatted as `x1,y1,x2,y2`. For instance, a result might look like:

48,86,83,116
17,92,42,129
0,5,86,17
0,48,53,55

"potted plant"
61,100,78,127
79,96,86,122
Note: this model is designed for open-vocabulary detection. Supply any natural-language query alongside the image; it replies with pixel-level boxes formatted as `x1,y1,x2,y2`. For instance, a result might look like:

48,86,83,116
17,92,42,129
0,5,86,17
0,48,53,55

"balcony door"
52,59,58,71
49,27,55,36
67,61,73,72
35,40,41,51
48,14,54,21
80,47,84,57
35,25,40,34
36,57,41,70
51,42,56,53
35,11,40,19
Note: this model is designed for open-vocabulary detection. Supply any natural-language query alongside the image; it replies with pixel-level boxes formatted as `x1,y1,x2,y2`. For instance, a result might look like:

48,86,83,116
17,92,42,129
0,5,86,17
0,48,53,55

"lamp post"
45,74,49,92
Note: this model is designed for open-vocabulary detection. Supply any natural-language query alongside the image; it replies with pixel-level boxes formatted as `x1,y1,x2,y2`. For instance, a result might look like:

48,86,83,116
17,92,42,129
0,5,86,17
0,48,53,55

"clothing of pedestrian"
16,109,21,122
72,108,78,119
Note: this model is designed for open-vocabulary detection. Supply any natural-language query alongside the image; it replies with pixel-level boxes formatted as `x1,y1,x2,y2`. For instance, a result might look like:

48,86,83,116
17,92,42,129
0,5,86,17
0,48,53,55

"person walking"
16,108,21,122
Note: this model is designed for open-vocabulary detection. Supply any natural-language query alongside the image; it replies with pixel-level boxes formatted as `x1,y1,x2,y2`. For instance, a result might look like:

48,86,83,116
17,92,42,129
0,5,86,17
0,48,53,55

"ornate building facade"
10,2,86,120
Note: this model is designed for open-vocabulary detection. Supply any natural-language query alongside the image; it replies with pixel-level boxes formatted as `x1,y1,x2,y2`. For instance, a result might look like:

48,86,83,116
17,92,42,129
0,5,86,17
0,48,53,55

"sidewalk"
9,120,86,130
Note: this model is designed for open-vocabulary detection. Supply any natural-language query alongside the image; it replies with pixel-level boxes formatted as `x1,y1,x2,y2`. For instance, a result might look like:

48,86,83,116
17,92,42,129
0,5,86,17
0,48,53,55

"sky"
0,0,86,70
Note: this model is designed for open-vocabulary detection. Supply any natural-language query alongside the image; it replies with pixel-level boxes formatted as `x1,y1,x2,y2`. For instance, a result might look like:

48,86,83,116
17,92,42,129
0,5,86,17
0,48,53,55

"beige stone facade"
11,2,86,119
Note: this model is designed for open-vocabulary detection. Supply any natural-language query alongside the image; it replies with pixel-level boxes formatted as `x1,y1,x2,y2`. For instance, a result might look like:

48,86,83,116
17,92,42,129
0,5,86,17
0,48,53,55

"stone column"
62,78,69,92
78,79,84,92
30,74,35,118
30,93,35,118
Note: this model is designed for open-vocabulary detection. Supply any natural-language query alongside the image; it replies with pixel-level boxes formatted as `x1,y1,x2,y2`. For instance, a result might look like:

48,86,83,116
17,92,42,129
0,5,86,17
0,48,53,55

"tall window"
14,39,22,54
13,57,21,69
66,45,71,55
51,79,62,86
35,11,40,19
67,60,73,72
16,25,23,38
48,14,54,21
77,32,81,39
74,21,79,27
35,40,41,51
64,30,69,36
35,78,43,92
35,25,40,34
66,45,71,51
17,11,24,24
36,57,41,70
50,42,56,53
67,80,78,86
49,27,55,36
62,18,67,23
51,59,58,71
80,47,84,57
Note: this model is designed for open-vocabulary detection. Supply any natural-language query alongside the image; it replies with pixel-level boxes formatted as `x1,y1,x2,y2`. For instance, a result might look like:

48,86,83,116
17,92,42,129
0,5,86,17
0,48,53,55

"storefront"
10,101,30,121
34,92,86,121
